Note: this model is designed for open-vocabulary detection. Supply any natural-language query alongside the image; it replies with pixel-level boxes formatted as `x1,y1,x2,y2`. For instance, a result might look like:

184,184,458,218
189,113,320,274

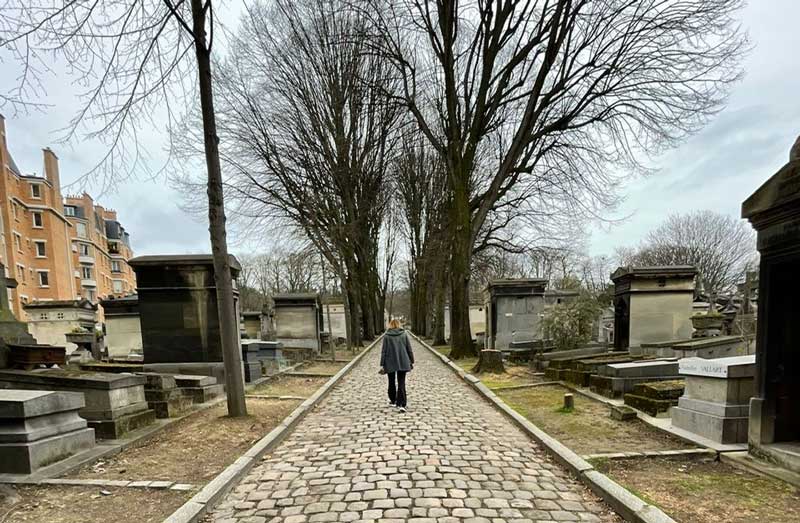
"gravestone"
241,342,262,382
273,293,323,354
0,390,95,474
0,265,38,368
138,373,192,418
172,374,224,404
590,359,681,398
128,254,242,364
671,355,755,444
742,136,800,472
484,279,548,350
0,369,155,439
611,266,696,351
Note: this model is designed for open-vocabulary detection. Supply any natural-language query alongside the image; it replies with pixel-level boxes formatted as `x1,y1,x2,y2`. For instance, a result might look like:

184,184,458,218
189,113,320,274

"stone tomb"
273,293,323,353
611,266,696,351
671,355,755,444
138,373,192,418
240,342,262,382
590,359,681,398
173,374,224,404
638,335,745,359
483,279,548,350
742,137,800,473
0,369,155,439
0,390,95,474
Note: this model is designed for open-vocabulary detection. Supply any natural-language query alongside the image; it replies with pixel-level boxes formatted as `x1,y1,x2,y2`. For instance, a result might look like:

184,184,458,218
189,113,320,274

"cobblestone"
207,339,619,522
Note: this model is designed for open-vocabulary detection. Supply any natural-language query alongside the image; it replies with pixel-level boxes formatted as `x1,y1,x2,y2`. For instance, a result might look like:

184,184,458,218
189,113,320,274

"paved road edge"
163,337,383,523
410,333,676,523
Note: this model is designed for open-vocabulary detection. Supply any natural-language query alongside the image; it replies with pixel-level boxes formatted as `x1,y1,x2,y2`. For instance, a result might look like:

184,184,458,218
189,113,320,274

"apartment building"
0,115,136,318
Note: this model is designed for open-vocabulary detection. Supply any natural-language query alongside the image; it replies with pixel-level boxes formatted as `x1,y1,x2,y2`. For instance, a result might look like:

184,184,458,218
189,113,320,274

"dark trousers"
387,371,407,407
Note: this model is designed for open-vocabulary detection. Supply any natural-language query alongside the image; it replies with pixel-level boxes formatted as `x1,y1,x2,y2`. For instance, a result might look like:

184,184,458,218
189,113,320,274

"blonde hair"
388,318,402,329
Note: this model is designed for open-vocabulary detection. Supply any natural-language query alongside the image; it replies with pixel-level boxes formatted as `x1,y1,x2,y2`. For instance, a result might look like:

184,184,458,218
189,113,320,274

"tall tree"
210,0,401,346
370,0,747,358
1,0,248,414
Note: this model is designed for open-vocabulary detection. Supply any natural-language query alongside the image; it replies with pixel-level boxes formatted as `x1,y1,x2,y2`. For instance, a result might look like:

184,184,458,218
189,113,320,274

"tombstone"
273,293,323,355
0,265,38,368
137,373,192,418
671,356,755,444
23,300,98,355
611,266,697,351
484,279,548,350
444,303,487,342
241,311,262,339
100,295,143,360
129,254,241,364
0,370,155,439
240,342,262,382
741,136,800,472
0,390,95,475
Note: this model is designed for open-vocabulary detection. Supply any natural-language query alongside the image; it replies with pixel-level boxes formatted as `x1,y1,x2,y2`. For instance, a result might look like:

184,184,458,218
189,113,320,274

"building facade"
0,115,136,317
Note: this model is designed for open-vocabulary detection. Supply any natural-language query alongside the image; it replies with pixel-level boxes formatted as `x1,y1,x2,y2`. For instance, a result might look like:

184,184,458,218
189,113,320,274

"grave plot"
594,455,800,523
497,384,691,455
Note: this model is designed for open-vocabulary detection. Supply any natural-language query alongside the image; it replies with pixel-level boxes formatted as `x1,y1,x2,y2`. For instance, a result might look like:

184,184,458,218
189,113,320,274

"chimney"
43,147,62,201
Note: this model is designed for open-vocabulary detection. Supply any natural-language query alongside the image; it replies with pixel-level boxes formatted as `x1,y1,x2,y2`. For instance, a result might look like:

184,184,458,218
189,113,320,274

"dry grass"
499,385,690,455
597,456,800,523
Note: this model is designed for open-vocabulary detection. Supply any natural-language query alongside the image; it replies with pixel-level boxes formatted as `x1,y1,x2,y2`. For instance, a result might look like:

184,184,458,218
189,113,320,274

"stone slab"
0,427,95,474
173,375,217,388
600,360,678,378
137,372,178,390
678,355,755,378
677,396,749,418
180,384,224,404
0,390,85,418
0,369,146,390
0,410,88,443
90,408,157,440
671,406,748,444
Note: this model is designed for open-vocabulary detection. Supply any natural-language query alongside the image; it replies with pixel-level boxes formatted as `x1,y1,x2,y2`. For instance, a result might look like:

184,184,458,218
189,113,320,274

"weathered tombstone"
611,266,697,351
0,390,95,475
129,254,241,364
483,279,548,350
0,265,38,368
671,355,755,444
100,295,143,360
273,293,323,356
741,136,800,472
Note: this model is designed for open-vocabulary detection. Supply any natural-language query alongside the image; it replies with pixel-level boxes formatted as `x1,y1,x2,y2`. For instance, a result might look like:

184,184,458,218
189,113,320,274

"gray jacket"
380,328,414,373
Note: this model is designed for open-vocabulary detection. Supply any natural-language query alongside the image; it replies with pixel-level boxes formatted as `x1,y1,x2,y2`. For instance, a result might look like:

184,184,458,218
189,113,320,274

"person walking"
380,319,414,413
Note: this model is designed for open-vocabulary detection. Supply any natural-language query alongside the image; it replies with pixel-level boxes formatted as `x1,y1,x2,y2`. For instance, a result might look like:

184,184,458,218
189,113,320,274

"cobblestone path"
208,338,619,523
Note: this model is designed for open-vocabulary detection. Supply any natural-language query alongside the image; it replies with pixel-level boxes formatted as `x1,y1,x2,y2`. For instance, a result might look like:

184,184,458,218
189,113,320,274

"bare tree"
1,0,248,414
205,0,401,346
617,210,757,294
369,0,748,358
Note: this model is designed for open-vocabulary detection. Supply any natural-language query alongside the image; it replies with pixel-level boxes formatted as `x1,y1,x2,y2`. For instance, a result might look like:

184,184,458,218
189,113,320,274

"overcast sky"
1,1,798,259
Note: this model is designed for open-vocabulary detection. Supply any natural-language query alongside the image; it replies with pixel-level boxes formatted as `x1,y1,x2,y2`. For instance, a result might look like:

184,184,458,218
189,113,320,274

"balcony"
81,279,97,288
79,255,95,265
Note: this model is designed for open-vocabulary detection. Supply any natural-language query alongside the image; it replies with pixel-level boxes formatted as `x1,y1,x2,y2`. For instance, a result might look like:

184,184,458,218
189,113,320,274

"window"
79,243,90,256
113,280,123,293
76,222,87,238
87,289,96,302
81,266,93,279
37,271,49,288
13,233,21,252
111,260,121,272
32,212,43,228
34,241,46,257
64,206,76,217
30,184,41,199
11,202,18,220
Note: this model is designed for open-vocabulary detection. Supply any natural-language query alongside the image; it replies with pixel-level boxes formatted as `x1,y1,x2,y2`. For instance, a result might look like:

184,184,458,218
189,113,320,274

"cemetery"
1,3,799,522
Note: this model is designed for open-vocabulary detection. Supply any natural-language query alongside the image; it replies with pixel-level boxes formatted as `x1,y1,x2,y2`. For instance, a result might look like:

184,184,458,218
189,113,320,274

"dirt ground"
250,375,330,397
71,398,300,483
598,456,800,523
499,385,690,455
0,485,189,523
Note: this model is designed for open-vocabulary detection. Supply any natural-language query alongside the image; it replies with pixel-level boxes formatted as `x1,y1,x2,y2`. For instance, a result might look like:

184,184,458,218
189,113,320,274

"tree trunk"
190,0,247,416
448,186,475,359
432,269,446,346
